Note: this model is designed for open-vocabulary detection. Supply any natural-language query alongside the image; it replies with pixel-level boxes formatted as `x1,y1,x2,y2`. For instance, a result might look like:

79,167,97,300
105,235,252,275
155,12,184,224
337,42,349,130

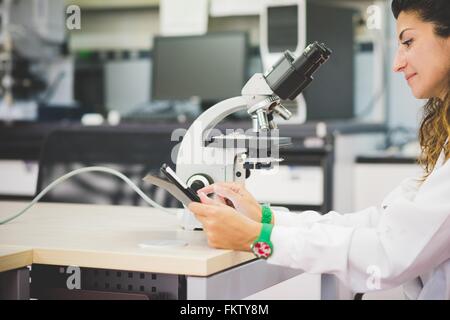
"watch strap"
261,204,273,224
259,223,273,243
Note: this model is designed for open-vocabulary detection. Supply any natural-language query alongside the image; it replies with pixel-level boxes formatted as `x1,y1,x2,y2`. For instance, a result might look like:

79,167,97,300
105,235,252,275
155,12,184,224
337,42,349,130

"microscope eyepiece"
263,41,332,101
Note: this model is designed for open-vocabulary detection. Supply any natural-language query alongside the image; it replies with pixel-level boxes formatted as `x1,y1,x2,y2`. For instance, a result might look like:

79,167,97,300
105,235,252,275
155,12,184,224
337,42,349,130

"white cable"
0,166,176,225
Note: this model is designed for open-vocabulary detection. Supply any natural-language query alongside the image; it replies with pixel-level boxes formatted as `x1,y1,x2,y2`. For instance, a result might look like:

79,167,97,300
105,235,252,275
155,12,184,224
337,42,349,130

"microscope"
173,41,331,230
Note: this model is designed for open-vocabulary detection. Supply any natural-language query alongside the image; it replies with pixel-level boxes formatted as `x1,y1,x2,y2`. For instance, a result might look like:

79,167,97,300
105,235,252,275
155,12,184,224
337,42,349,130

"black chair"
36,126,182,208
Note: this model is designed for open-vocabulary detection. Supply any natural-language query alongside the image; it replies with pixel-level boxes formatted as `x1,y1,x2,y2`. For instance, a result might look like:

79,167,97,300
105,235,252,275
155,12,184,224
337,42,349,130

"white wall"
68,8,261,51
69,9,160,51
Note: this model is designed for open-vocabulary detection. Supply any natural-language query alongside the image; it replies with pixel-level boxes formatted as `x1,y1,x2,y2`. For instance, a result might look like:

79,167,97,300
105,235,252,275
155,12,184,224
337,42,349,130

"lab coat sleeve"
267,164,450,292
273,177,421,229
273,207,381,229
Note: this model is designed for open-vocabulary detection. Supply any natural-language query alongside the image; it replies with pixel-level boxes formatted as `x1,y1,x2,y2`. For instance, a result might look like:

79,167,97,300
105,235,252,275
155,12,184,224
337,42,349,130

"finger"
217,182,249,197
213,184,242,203
198,182,244,196
192,211,207,225
198,184,239,206
213,194,226,204
211,194,231,207
188,202,207,216
217,181,245,191
199,192,213,204
198,192,226,207
197,184,215,195
188,202,217,217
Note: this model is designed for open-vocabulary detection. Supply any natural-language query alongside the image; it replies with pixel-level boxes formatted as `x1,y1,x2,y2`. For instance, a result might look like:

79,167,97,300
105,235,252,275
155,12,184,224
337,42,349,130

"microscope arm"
176,96,247,179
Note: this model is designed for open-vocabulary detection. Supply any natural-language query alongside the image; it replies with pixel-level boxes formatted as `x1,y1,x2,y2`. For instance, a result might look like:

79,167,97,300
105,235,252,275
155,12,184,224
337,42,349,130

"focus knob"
187,174,214,193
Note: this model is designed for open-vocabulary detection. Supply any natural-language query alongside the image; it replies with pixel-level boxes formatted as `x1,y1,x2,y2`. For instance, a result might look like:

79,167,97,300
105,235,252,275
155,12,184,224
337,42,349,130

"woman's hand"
197,182,263,222
188,192,261,251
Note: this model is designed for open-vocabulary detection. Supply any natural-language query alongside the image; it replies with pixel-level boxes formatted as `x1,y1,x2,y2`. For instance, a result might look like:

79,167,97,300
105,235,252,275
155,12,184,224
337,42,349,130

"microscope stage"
207,134,291,150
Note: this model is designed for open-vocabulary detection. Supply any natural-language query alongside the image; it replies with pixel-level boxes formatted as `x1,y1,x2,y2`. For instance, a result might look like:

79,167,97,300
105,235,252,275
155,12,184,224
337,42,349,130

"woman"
188,0,450,299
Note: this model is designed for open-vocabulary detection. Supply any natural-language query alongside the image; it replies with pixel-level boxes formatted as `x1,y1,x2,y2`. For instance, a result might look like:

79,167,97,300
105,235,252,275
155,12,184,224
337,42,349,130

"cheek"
419,58,448,97
406,45,427,72
407,47,447,98
404,51,425,96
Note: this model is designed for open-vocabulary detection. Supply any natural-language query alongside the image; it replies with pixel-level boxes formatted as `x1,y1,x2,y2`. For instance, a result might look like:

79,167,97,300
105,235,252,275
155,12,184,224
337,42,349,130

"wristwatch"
251,223,273,259
261,204,273,224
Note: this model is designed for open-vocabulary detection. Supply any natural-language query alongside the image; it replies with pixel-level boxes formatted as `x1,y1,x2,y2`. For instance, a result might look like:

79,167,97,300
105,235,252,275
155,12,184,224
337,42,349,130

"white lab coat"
268,151,450,299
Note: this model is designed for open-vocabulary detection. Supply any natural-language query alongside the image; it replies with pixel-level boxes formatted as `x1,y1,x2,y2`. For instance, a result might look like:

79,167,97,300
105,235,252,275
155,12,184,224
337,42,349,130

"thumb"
188,201,202,213
187,201,212,219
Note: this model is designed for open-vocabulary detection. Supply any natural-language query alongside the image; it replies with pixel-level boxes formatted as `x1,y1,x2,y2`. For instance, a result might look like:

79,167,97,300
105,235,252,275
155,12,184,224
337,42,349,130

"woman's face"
393,11,450,100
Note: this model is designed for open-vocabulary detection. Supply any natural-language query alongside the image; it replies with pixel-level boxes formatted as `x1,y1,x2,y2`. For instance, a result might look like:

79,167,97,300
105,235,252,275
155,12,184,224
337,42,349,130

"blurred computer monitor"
304,2,356,121
151,32,249,108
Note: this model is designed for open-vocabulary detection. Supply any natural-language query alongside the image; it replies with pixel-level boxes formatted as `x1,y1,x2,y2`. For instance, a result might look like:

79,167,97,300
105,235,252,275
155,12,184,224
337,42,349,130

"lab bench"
0,201,304,300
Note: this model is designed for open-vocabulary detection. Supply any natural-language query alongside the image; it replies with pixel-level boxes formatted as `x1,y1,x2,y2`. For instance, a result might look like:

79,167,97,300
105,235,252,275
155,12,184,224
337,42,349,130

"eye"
401,39,413,47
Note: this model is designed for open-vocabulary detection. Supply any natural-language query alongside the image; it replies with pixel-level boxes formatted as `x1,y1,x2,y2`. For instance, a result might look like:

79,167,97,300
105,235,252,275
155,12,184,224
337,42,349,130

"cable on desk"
0,166,176,225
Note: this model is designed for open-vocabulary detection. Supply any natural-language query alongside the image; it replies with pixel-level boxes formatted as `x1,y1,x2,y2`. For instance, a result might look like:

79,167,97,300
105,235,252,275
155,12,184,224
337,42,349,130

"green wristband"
261,204,273,224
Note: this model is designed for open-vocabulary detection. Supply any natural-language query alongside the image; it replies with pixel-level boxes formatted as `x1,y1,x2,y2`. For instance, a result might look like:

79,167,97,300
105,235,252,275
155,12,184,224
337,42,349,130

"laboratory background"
0,0,429,301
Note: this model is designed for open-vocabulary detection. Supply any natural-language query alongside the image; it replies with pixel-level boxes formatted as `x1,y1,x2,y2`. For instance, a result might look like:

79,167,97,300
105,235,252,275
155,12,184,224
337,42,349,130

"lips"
405,73,417,81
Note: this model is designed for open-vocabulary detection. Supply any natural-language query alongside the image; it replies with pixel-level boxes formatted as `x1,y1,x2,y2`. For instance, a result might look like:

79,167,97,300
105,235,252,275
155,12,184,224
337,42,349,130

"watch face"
252,241,272,259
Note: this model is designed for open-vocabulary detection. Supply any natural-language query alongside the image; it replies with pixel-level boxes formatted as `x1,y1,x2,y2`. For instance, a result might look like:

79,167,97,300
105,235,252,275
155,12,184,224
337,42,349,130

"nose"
392,48,406,73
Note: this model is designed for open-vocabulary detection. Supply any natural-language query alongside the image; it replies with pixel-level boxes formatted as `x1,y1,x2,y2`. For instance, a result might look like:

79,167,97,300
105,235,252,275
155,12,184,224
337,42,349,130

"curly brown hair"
391,0,450,178
418,92,450,178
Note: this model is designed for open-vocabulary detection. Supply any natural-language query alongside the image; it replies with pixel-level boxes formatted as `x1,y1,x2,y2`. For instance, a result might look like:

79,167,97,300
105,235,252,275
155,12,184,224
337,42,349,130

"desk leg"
321,274,353,300
0,267,30,300
321,274,337,300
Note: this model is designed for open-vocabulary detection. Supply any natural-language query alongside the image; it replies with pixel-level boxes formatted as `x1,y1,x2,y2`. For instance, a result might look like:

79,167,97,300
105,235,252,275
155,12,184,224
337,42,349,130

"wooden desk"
0,246,33,273
0,201,301,299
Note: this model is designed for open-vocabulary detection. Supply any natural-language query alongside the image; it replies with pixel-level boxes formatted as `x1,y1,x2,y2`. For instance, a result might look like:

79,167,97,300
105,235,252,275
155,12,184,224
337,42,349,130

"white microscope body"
176,42,331,230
